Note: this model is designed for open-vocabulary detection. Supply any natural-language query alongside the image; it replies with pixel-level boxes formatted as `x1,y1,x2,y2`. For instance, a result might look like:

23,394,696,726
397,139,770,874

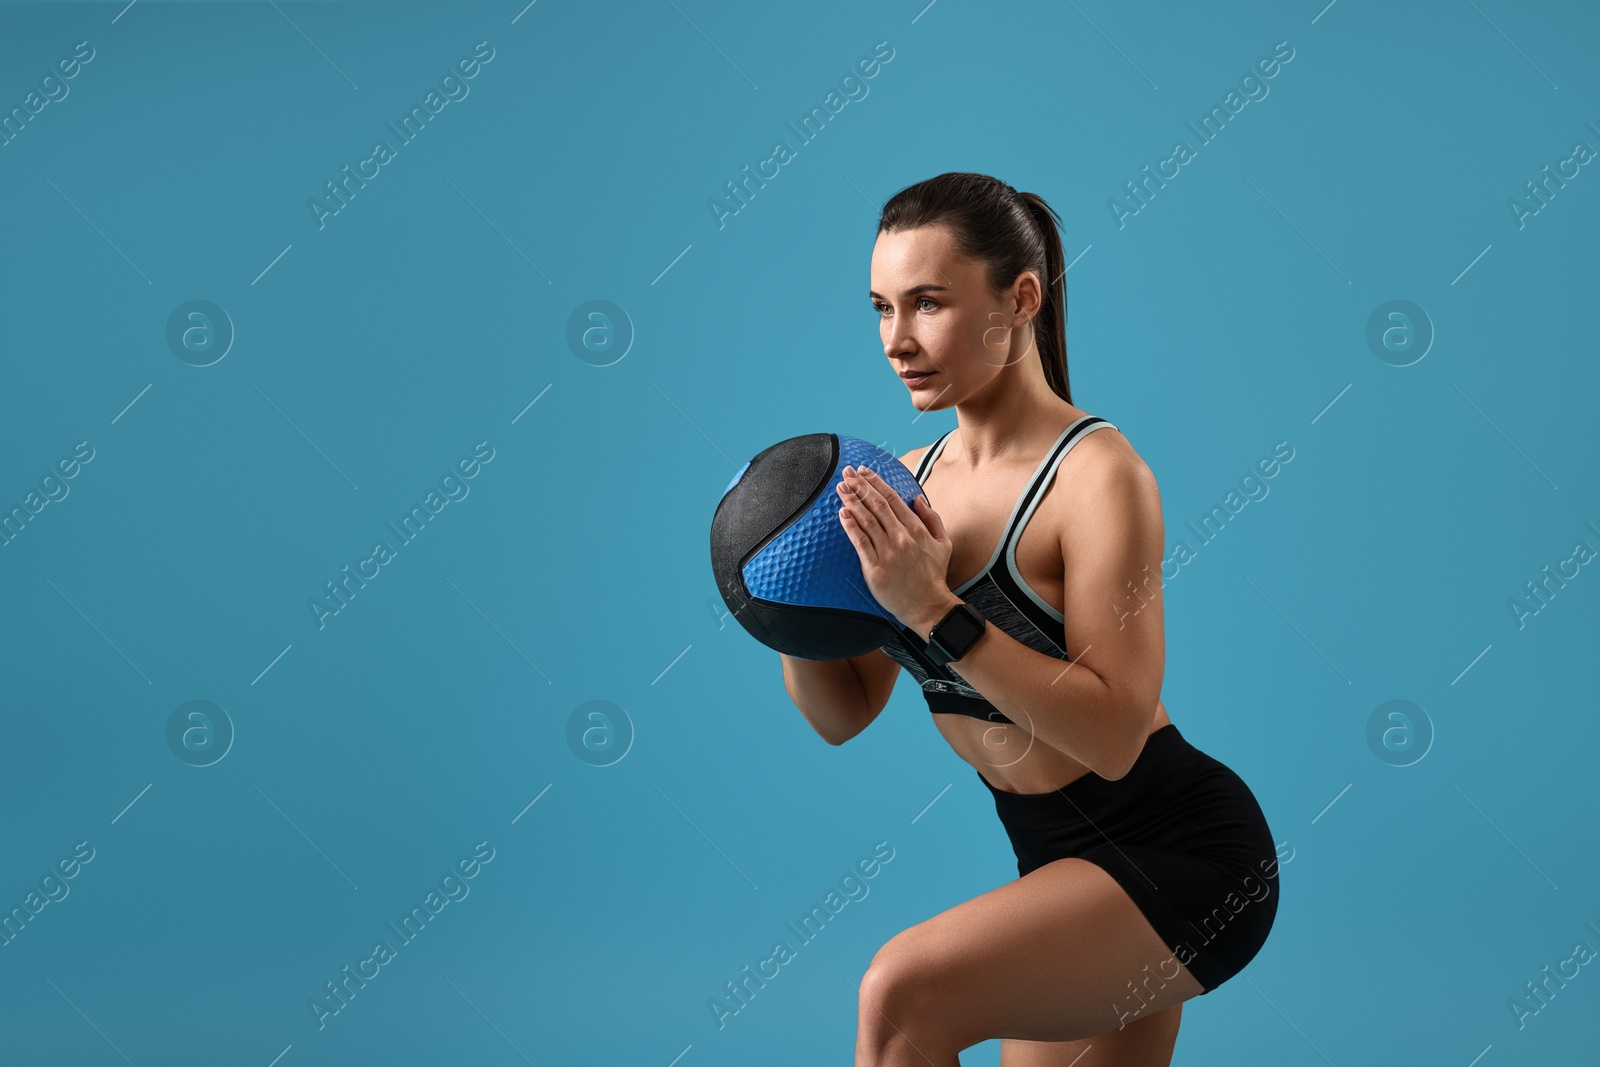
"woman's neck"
946,371,1078,470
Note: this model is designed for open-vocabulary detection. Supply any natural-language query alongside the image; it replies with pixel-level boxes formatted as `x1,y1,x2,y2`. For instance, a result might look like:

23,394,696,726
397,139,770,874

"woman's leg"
854,857,1205,1067
997,1004,1183,1067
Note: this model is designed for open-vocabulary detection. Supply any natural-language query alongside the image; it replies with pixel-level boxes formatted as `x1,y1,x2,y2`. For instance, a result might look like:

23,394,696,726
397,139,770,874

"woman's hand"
835,464,958,633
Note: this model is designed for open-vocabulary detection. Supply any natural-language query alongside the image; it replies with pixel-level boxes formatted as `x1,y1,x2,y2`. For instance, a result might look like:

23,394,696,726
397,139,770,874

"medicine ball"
710,433,924,660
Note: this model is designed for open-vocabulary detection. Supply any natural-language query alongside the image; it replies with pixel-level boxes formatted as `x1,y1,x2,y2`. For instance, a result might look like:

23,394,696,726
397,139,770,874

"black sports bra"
878,415,1118,723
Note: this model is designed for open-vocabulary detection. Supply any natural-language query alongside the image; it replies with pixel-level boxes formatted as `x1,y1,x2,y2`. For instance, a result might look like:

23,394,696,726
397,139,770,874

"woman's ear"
1014,269,1043,320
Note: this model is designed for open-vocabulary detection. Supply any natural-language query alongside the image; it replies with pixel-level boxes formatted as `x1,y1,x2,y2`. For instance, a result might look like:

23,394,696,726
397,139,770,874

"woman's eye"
873,299,937,316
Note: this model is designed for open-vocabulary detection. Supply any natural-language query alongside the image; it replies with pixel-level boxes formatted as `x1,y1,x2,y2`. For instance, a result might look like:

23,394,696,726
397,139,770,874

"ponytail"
1015,192,1071,405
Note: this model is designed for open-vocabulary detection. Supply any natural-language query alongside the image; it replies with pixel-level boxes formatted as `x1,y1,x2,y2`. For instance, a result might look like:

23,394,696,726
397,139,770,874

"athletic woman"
778,173,1281,1066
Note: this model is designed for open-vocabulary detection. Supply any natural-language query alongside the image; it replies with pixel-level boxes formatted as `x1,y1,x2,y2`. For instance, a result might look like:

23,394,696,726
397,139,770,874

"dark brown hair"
876,172,1072,404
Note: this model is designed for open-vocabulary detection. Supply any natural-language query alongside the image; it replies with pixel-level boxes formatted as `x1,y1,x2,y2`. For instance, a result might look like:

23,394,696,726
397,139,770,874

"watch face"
933,604,985,660
943,606,985,648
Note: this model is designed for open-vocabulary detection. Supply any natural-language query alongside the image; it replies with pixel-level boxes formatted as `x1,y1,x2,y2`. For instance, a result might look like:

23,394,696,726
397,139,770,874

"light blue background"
1,1,1596,1064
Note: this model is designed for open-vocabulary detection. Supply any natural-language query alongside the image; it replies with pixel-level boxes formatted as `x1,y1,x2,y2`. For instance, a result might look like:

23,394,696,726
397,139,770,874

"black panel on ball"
741,600,901,660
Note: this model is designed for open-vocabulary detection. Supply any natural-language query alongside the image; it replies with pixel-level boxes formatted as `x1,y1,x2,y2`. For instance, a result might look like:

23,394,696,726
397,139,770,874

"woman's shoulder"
895,435,946,478
897,445,931,485
1056,416,1160,518
1074,415,1151,479
894,412,1150,490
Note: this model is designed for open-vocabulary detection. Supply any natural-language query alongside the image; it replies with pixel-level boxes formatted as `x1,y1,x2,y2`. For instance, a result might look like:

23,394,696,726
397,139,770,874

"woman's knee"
858,935,965,1044
861,938,934,1018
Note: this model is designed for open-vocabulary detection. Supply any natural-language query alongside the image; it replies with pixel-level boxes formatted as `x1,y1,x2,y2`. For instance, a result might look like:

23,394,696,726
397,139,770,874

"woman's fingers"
839,470,885,536
845,466,918,537
837,477,884,550
837,504,873,556
915,494,948,541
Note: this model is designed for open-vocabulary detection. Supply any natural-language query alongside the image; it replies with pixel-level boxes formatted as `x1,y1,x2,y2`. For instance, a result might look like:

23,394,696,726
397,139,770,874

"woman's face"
869,224,1038,409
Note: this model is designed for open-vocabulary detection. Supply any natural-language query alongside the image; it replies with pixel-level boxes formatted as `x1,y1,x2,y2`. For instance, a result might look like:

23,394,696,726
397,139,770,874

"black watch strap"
925,601,986,665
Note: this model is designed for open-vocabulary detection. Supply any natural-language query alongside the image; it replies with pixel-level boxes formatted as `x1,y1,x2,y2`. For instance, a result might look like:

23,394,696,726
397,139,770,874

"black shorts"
978,723,1280,995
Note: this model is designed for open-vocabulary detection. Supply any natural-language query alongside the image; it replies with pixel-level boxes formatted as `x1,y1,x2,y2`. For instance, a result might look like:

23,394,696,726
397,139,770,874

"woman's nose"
883,317,915,357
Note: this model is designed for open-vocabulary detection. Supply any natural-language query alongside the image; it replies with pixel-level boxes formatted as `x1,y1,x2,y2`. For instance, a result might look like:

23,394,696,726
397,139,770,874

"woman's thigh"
999,1002,1183,1067
857,856,1206,1056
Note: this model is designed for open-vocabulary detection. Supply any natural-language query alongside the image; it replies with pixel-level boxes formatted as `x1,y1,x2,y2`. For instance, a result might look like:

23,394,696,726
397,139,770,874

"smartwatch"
925,601,987,666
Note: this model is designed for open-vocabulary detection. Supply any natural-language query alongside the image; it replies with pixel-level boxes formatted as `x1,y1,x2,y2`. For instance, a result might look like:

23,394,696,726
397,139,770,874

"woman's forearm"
907,595,1148,779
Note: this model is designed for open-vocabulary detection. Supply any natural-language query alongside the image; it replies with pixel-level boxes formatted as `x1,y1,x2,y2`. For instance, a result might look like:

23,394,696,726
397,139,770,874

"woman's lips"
902,372,936,387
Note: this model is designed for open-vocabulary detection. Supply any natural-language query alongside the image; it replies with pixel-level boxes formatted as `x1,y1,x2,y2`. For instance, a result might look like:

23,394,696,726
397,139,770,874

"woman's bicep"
847,647,901,718
1057,444,1167,724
